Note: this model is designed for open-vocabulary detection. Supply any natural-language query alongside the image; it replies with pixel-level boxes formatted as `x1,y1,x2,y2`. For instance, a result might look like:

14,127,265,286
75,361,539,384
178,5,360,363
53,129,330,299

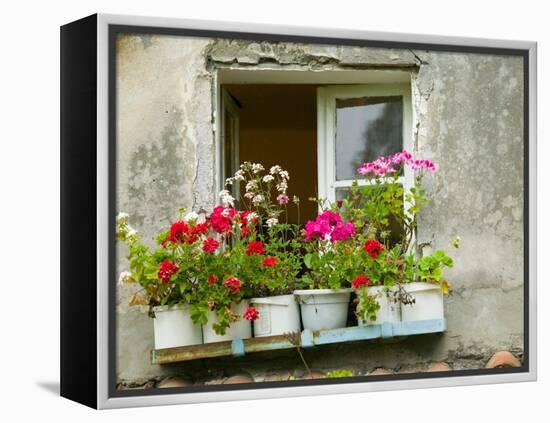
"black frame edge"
60,13,98,409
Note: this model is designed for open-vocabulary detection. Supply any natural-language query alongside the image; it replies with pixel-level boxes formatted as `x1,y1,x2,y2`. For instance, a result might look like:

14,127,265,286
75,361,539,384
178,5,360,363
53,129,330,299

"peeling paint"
206,39,419,70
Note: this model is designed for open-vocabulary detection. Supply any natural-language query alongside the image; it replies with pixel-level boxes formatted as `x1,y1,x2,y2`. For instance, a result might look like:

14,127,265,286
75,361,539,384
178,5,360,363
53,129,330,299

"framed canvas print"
60,13,537,409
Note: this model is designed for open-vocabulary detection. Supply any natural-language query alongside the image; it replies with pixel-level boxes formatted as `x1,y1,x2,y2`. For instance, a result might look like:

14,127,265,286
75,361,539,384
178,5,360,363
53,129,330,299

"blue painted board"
151,319,447,364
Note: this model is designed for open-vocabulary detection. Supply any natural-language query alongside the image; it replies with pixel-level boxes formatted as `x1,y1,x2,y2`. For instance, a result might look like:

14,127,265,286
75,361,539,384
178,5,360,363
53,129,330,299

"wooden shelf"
151,318,446,365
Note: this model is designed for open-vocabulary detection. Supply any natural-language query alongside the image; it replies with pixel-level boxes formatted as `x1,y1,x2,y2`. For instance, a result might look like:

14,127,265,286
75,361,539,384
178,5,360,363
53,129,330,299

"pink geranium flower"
305,210,354,242
357,150,436,177
277,194,289,205
305,218,332,240
330,221,355,242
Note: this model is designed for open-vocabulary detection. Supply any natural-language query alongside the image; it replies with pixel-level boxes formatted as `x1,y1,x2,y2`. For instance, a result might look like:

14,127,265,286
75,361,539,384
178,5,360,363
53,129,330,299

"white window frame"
317,83,414,204
220,88,241,202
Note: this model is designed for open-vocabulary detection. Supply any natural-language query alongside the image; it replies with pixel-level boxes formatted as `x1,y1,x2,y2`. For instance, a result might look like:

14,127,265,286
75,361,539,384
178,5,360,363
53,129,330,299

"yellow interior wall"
224,84,318,224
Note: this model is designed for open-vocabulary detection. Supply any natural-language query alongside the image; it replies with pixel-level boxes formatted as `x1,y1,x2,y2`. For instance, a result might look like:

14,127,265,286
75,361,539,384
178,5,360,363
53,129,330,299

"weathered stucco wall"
413,51,524,353
116,34,215,381
116,34,524,384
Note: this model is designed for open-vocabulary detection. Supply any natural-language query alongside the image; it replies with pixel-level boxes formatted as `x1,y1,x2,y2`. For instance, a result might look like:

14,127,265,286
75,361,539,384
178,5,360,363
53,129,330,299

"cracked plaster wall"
115,34,524,383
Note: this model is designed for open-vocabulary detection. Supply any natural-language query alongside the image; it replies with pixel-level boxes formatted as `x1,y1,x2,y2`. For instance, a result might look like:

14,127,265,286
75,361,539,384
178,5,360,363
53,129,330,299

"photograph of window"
111,28,528,395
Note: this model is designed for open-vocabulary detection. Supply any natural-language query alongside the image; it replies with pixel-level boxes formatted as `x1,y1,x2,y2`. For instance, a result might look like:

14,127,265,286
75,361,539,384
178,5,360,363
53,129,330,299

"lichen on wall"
412,50,524,348
116,33,215,381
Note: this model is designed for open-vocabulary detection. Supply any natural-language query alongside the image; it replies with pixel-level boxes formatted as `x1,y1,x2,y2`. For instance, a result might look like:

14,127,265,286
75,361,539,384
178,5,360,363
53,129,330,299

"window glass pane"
335,96,403,181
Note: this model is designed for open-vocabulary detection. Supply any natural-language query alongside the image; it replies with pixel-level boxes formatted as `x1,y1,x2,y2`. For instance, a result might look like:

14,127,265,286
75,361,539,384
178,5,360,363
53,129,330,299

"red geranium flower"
207,274,219,285
262,256,278,267
238,211,258,238
168,221,189,243
167,220,209,244
224,276,241,293
246,241,265,256
364,239,384,259
210,206,235,234
157,260,179,284
240,225,251,238
352,274,371,289
193,220,210,235
202,237,219,253
243,306,260,321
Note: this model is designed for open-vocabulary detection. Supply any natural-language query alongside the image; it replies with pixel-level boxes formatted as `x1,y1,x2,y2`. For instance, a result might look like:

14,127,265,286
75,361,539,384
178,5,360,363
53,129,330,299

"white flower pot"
400,282,444,321
152,304,203,349
250,294,301,337
357,285,401,326
294,289,351,331
202,300,252,343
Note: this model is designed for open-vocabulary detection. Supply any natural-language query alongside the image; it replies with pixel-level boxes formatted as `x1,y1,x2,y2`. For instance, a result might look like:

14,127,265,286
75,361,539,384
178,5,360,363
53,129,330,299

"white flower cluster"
270,165,290,194
252,194,264,205
247,211,259,222
219,189,235,207
251,163,264,173
222,163,292,222
266,217,278,227
276,180,288,194
117,212,129,223
234,169,245,181
183,211,199,222
118,271,135,285
270,165,282,174
225,169,246,186
116,211,139,245
246,180,258,192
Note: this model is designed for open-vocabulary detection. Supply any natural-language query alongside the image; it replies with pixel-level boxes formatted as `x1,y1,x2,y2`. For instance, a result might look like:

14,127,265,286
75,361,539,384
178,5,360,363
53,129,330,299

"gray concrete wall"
116,34,214,381
115,34,524,384
413,51,524,353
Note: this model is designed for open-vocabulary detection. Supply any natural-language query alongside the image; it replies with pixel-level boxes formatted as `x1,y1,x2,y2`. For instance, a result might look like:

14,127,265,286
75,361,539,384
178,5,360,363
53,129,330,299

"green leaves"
211,308,235,336
322,370,354,378
304,253,313,269
355,288,381,323
415,250,454,284
190,303,209,325
433,249,454,267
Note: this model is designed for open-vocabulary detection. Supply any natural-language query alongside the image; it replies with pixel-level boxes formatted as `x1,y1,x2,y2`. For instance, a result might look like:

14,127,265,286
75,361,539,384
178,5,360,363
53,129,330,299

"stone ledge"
116,349,522,390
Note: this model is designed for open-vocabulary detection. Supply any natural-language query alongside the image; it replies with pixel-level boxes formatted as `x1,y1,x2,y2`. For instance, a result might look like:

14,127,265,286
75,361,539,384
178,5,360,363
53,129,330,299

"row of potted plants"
117,153,459,349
